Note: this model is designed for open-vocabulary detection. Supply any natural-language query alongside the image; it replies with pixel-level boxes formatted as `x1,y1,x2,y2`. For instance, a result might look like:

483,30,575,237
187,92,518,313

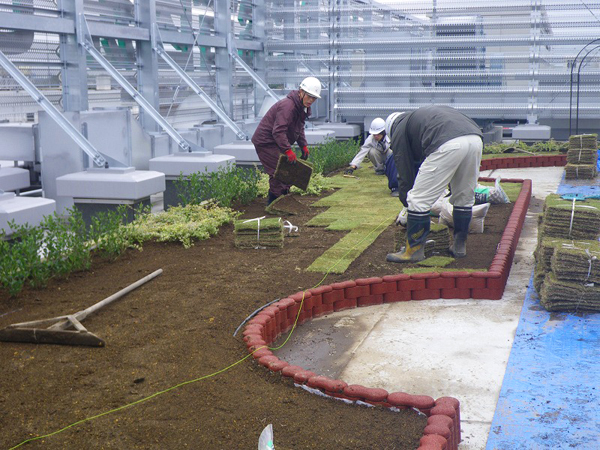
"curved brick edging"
242,155,554,449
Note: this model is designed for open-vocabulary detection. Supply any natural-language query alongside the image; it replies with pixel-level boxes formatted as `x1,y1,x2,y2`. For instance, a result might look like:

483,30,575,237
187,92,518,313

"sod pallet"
567,134,597,165
534,237,599,293
567,149,598,165
234,217,284,249
540,273,600,312
551,243,600,284
539,194,600,240
564,163,597,179
568,133,598,150
274,155,313,191
533,237,560,293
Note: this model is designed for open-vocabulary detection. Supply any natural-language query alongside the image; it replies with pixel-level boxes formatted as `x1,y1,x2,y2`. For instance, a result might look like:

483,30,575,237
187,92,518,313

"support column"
215,0,234,118
528,0,541,124
252,0,265,117
135,0,160,132
328,0,340,122
58,0,88,112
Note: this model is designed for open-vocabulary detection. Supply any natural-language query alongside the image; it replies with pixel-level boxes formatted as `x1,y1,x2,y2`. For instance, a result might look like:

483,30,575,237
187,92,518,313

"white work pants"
406,134,483,212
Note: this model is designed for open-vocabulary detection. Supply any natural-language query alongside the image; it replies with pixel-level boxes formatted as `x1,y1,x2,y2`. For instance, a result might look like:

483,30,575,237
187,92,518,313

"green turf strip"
306,166,400,273
306,167,519,274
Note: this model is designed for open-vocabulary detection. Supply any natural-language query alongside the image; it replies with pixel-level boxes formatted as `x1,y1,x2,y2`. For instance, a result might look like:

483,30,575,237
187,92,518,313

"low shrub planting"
306,138,360,174
0,207,138,297
175,163,262,208
483,139,568,155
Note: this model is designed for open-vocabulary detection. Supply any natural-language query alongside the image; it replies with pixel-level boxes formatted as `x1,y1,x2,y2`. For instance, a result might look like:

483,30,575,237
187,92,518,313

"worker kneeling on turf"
385,106,483,263
345,117,392,176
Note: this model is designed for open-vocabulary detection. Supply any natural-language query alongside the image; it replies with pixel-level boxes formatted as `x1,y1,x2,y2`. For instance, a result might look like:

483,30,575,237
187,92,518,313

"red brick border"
243,155,550,449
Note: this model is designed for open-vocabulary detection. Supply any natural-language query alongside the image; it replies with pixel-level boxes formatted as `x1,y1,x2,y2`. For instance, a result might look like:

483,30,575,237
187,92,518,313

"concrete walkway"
274,166,565,450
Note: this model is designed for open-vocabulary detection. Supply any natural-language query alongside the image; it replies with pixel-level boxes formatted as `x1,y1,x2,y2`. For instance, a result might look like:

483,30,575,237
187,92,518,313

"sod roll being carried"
274,154,313,191
234,217,284,249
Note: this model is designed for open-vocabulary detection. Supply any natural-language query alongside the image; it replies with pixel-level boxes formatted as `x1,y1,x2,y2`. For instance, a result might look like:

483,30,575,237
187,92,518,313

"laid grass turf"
305,168,520,274
417,256,455,267
306,165,399,273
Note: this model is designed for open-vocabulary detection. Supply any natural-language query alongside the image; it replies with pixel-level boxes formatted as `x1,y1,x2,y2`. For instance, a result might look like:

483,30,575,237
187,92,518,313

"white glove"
395,207,408,226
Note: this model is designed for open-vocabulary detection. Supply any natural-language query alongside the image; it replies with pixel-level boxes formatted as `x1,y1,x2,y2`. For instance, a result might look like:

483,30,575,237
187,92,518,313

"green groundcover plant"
0,202,238,297
126,201,239,249
1,138,360,296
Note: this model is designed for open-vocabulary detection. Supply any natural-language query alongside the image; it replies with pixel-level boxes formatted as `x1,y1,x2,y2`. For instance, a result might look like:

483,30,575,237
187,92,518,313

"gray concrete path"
274,166,564,450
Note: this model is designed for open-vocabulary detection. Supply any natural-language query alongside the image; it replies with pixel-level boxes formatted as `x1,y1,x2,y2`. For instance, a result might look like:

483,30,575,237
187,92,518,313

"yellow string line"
9,214,395,450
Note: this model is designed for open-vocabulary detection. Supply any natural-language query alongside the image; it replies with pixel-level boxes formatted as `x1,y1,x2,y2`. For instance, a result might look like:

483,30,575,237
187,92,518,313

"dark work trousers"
255,143,291,197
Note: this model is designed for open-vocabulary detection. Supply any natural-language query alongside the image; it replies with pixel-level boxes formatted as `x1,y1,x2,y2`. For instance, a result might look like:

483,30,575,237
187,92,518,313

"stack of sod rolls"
234,217,284,249
534,194,600,311
538,194,600,240
565,134,598,179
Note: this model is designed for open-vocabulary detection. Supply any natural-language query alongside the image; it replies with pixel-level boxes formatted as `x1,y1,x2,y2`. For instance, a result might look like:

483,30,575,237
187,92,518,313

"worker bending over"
251,76,322,205
385,105,483,263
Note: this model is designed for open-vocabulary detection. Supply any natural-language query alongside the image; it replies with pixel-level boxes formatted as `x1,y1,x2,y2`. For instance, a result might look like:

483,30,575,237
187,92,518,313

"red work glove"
300,146,310,160
285,149,297,164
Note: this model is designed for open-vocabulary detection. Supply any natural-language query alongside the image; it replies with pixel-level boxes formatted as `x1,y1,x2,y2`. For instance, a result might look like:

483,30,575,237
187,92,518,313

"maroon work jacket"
251,90,310,152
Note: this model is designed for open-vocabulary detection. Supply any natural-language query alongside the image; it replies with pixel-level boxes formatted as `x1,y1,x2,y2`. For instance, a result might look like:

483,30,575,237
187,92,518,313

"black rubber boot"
386,210,431,263
449,206,472,258
266,191,278,206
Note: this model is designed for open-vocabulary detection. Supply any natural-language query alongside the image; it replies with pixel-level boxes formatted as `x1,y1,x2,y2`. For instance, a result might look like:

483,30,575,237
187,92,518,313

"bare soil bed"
0,193,513,449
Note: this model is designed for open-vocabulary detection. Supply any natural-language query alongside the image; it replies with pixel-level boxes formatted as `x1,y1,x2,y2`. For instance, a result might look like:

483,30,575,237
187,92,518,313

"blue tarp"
486,172,600,449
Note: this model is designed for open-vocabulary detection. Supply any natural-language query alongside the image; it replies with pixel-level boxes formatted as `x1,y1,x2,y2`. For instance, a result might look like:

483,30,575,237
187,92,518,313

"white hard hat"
369,117,386,135
299,76,322,99
385,112,405,136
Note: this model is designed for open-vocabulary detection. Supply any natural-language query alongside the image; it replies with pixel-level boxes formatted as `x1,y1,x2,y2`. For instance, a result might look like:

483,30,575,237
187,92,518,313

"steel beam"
0,12,72,34
78,15,205,154
154,28,248,140
0,50,107,168
229,36,280,103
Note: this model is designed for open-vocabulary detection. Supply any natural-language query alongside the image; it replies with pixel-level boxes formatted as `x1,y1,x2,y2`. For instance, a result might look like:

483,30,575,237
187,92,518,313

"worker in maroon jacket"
251,76,322,205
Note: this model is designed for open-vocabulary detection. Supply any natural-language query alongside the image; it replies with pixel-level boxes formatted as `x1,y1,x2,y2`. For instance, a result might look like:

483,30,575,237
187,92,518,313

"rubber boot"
266,191,278,206
386,211,430,263
449,206,472,258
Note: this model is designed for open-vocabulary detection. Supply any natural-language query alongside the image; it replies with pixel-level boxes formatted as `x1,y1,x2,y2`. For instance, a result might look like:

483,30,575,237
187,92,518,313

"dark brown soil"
0,193,512,449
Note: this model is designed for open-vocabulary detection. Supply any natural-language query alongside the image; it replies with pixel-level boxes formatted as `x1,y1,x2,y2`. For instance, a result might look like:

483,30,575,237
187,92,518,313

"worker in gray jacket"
385,105,483,263
345,117,391,176
251,77,322,205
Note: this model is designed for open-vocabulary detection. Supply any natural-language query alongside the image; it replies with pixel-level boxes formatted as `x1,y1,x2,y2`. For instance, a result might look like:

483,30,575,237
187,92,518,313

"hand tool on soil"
0,269,163,347
342,173,358,179
502,146,536,155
